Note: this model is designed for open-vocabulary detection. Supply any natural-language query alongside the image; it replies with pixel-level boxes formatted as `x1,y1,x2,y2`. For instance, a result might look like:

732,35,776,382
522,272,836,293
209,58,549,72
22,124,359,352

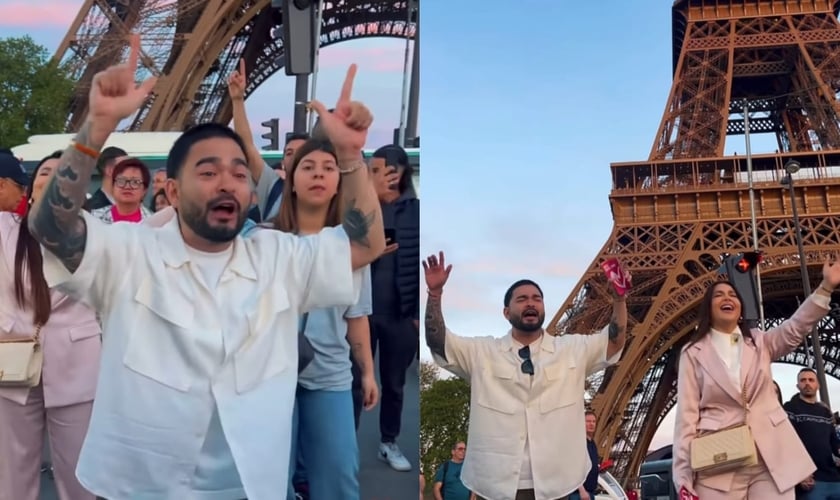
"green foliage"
419,361,471,494
0,36,74,148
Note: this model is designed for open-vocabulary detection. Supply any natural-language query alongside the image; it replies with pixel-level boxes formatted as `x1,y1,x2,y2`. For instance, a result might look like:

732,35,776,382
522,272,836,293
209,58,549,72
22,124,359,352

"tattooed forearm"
342,199,374,248
29,122,100,273
338,157,385,267
608,297,628,347
425,292,447,360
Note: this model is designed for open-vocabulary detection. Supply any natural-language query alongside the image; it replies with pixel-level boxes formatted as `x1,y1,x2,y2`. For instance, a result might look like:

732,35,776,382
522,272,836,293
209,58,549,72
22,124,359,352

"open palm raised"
423,252,452,292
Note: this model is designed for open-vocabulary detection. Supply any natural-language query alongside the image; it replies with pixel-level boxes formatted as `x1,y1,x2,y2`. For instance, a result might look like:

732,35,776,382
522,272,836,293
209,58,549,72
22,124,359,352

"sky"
0,0,413,149
3,0,839,453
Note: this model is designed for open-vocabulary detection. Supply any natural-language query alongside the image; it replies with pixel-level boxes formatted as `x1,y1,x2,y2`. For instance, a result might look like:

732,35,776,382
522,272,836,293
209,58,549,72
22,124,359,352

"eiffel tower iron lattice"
53,0,416,132
547,0,840,487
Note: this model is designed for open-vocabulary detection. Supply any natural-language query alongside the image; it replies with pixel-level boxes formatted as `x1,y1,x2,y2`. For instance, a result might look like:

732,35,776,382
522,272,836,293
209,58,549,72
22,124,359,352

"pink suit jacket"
673,294,827,494
0,212,101,408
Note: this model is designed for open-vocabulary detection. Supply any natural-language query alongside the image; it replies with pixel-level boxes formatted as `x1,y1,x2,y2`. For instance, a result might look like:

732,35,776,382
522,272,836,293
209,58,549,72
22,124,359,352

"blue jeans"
806,481,840,500
286,388,359,500
569,491,594,500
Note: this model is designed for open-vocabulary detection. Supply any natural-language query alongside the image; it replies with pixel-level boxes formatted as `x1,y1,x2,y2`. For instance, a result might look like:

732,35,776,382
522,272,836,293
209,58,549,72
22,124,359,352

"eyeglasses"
115,177,144,189
518,345,534,376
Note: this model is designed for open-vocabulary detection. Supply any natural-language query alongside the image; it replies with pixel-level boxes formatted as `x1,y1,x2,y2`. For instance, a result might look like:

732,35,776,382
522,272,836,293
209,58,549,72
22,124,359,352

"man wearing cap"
84,146,128,211
0,152,28,214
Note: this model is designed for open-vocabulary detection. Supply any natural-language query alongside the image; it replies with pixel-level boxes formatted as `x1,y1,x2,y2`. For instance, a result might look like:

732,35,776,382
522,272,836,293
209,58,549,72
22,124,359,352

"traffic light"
261,118,280,150
282,0,317,75
720,251,762,322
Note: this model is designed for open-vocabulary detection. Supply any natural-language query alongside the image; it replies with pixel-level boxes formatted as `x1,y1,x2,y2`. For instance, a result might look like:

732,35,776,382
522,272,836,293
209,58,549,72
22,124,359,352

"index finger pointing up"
338,64,357,103
127,33,140,70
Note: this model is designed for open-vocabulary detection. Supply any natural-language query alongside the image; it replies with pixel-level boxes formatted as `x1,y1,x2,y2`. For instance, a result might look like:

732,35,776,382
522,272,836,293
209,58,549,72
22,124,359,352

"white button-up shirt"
41,211,360,500
434,327,621,500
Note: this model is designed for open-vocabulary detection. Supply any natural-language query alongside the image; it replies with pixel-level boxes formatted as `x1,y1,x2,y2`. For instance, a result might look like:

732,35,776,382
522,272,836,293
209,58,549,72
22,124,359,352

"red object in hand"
679,486,699,500
601,258,631,296
598,458,614,472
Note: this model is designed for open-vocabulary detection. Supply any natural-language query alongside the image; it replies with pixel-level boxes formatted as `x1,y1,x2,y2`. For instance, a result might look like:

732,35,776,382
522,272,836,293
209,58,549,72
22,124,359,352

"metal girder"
54,0,417,132
652,5,840,160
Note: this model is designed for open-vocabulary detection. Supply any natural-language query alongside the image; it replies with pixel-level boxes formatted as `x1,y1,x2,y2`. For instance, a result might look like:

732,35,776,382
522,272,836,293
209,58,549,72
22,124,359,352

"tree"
0,36,75,148
420,361,471,496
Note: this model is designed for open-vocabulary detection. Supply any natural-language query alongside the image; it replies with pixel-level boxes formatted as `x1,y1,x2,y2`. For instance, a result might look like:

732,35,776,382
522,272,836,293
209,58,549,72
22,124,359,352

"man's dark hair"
96,146,128,174
285,132,309,145
167,123,249,179
503,279,544,307
798,367,817,377
585,410,597,418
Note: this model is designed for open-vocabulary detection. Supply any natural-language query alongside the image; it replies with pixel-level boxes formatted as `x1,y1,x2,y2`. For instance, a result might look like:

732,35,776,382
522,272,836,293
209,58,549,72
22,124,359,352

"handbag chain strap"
33,324,43,344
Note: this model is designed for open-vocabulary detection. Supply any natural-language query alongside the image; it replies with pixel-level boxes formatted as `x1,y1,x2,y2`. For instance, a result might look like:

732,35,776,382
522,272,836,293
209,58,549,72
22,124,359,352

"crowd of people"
0,34,419,500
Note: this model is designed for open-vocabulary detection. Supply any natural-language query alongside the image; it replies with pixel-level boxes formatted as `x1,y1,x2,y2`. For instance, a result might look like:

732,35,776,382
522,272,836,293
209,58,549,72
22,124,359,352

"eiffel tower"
549,0,840,484
52,0,416,132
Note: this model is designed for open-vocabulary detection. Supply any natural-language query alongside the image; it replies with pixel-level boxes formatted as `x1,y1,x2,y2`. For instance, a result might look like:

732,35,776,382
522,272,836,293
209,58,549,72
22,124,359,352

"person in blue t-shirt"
273,138,378,500
433,442,474,500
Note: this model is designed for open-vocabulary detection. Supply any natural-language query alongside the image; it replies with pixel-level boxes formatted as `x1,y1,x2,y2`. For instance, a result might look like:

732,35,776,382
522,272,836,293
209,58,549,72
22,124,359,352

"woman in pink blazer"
673,260,840,500
0,152,101,500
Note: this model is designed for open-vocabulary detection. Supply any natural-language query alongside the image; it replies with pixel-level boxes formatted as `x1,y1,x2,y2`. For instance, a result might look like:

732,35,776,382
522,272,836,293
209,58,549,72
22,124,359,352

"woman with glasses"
90,157,152,223
0,152,101,500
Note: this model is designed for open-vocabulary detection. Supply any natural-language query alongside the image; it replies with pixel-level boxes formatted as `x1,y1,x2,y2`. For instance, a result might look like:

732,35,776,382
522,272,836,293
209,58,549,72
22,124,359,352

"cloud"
0,1,80,27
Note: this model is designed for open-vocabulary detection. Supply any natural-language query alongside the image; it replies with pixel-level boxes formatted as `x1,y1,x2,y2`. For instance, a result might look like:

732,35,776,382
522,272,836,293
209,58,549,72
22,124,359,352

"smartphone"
384,228,396,243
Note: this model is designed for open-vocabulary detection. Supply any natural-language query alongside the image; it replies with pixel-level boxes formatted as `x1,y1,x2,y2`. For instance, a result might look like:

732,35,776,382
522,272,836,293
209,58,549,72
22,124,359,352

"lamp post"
782,159,831,407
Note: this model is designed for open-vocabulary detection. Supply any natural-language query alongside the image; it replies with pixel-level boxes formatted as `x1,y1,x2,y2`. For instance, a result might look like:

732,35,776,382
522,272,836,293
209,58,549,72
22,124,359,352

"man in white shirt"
28,35,385,500
422,252,627,500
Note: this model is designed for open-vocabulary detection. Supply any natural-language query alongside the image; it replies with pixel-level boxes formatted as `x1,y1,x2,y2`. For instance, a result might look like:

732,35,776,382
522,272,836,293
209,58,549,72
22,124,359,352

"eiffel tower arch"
53,0,416,132
548,0,840,485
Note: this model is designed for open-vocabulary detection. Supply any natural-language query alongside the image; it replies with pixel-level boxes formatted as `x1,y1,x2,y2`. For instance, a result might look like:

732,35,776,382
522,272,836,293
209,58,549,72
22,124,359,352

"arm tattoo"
425,293,447,360
608,321,619,341
342,198,375,247
29,122,97,273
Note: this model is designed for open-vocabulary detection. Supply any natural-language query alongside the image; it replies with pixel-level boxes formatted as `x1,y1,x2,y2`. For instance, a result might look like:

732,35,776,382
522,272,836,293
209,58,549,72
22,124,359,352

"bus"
11,132,421,195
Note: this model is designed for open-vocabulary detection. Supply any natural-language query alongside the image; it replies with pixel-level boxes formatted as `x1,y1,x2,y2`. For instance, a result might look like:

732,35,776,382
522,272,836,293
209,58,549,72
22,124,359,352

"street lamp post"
783,159,831,407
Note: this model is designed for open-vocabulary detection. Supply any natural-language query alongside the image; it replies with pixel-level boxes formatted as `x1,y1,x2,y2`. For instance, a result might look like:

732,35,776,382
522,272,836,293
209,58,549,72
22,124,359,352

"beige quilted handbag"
0,325,43,388
690,383,758,474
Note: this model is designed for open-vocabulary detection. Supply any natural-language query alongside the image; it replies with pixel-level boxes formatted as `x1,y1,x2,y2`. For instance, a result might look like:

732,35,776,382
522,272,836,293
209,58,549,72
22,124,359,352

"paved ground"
39,358,420,499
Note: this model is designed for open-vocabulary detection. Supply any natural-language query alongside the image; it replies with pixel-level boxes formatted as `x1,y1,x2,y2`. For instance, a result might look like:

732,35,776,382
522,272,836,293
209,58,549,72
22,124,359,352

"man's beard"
509,312,545,333
179,195,246,243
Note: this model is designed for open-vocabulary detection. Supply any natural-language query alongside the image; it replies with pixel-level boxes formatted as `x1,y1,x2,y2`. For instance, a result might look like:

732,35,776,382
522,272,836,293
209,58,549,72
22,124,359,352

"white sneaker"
378,442,411,471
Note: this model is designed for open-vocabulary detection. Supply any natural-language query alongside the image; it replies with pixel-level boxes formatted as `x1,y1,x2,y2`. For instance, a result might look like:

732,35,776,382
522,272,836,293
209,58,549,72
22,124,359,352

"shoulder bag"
0,324,43,387
689,382,758,474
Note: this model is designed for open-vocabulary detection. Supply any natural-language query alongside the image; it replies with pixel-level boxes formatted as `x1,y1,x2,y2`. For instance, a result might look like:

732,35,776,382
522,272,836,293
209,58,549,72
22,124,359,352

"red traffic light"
735,251,763,273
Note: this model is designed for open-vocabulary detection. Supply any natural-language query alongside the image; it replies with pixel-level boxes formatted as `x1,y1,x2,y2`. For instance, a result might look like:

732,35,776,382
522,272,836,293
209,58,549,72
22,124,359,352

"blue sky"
4,0,839,451
421,0,840,450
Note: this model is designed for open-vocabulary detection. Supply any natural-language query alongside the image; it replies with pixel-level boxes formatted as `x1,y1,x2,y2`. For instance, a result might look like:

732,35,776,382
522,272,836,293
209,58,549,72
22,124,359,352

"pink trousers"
695,461,794,500
0,384,95,500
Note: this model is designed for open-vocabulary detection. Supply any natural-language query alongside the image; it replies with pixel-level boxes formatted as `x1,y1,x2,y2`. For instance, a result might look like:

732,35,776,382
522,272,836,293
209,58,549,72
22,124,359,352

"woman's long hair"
273,138,342,234
685,280,754,349
14,151,62,326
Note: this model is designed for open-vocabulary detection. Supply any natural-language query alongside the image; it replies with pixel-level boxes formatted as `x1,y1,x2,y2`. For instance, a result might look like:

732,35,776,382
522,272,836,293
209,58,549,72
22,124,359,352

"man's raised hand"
88,34,157,134
228,59,246,100
423,252,452,293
